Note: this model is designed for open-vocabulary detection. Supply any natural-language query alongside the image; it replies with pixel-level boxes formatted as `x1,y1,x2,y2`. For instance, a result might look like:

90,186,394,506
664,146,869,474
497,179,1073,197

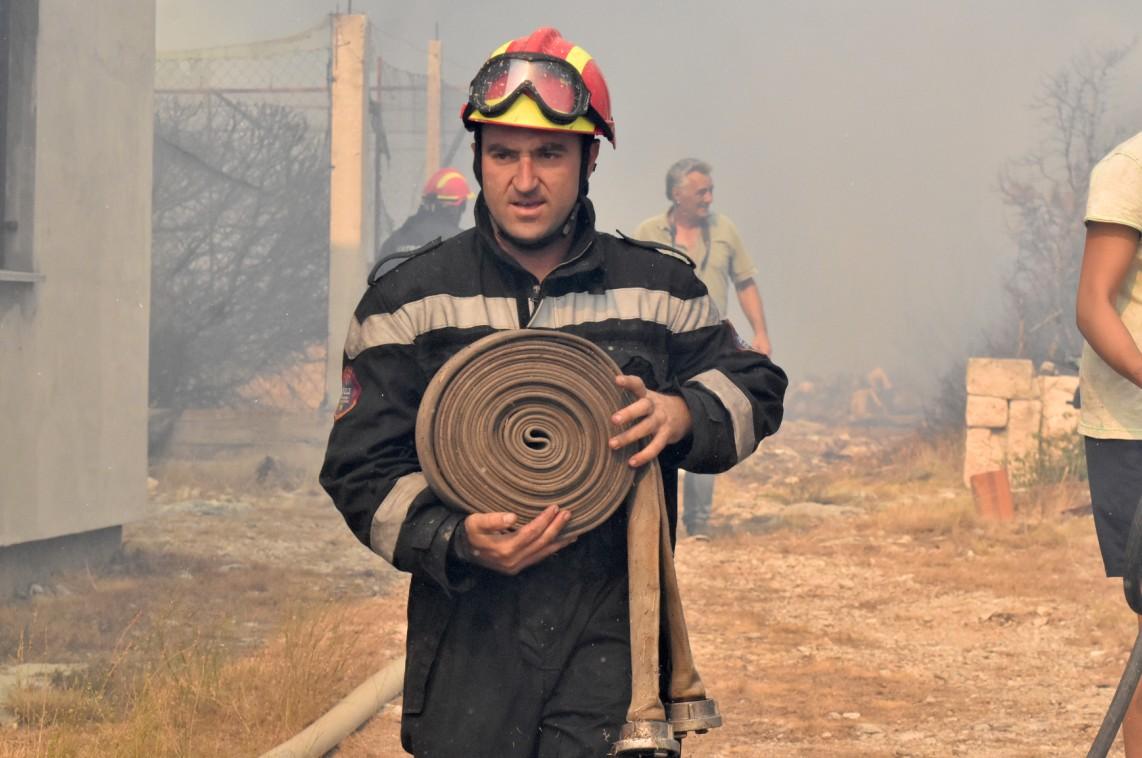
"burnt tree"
997,43,1136,365
150,94,328,408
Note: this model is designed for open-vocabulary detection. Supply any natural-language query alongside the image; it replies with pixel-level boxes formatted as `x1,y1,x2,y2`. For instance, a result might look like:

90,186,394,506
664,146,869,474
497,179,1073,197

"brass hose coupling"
667,697,724,735
610,720,680,758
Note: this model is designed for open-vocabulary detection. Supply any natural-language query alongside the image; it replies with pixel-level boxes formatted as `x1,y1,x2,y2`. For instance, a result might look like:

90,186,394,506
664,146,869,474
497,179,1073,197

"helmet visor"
469,53,591,125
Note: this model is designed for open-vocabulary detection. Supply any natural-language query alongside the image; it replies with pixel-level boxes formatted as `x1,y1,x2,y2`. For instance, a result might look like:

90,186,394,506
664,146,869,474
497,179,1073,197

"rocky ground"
336,422,1132,757
2,419,1135,756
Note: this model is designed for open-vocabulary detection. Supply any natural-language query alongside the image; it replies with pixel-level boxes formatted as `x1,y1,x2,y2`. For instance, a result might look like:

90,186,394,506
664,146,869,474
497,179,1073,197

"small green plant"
1006,432,1086,490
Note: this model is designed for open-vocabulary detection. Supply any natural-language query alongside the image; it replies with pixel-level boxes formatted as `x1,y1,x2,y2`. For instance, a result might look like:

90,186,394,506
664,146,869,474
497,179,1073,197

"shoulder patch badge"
334,366,362,420
614,230,696,268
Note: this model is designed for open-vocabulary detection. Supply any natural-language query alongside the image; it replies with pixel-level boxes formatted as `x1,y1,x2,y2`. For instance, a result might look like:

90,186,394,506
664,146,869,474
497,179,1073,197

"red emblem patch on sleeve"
334,367,362,420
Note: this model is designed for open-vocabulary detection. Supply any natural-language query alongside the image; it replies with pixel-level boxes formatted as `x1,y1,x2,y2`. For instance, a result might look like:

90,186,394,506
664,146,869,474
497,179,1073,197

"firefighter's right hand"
459,505,576,575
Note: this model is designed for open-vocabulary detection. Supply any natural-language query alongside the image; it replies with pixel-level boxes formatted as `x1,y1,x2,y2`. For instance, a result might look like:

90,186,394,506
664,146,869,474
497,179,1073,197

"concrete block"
1039,376,1080,438
964,428,1007,487
966,358,1036,399
965,395,1008,428
1007,399,1043,479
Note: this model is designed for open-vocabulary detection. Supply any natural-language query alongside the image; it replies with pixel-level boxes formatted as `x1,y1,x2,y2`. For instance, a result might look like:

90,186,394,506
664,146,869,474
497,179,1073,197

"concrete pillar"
325,15,371,409
425,39,441,180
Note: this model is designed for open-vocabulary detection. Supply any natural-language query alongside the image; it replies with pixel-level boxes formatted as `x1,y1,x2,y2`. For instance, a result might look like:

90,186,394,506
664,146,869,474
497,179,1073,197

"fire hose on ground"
258,654,405,758
1088,494,1142,758
261,329,720,757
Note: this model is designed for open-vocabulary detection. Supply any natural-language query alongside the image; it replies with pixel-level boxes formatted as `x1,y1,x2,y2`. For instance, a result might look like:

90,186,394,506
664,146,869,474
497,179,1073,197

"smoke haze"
157,0,1142,394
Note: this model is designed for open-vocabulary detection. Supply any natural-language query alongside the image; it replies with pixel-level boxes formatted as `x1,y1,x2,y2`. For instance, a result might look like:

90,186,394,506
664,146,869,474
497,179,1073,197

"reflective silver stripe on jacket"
346,288,720,358
346,294,519,359
688,369,755,461
370,472,428,563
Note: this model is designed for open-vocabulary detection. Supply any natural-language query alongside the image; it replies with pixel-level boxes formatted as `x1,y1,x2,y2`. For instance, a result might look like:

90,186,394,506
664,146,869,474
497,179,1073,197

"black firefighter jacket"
377,204,464,261
320,196,787,715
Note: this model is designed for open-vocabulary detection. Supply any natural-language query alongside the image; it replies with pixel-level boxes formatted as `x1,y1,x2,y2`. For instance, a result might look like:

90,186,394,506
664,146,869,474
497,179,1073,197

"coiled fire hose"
1088,494,1142,758
416,329,722,757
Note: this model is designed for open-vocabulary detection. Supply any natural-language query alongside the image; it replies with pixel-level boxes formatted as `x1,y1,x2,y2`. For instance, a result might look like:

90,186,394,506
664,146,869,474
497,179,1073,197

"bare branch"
150,96,329,409
994,42,1135,366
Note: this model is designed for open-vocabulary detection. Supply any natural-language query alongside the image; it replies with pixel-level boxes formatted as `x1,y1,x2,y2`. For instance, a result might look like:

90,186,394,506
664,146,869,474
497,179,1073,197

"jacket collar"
473,194,603,282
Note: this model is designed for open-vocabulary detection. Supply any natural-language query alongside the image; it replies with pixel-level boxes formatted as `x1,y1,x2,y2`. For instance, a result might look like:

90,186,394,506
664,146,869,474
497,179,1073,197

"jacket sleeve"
319,284,474,594
664,267,787,473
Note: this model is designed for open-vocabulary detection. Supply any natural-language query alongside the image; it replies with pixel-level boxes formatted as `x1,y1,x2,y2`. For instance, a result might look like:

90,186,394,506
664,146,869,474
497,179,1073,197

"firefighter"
321,27,786,757
377,167,474,261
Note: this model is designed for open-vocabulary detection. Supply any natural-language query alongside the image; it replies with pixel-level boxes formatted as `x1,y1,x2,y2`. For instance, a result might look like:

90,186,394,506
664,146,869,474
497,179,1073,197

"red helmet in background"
462,27,616,147
422,167,474,207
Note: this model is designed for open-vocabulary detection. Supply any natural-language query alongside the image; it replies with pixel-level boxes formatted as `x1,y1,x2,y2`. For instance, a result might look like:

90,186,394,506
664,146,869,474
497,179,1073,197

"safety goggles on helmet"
468,52,591,127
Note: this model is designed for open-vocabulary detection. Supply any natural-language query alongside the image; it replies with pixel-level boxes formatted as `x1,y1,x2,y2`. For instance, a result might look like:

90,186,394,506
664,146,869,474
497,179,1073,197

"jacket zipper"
524,238,596,326
528,283,542,316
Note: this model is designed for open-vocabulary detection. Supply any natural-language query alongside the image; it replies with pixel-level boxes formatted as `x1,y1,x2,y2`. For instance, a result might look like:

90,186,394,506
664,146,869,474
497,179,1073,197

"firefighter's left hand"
609,374,692,468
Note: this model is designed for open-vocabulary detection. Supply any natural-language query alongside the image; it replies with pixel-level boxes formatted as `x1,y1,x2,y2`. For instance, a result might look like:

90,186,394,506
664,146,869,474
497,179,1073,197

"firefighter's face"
672,171,714,223
479,124,598,247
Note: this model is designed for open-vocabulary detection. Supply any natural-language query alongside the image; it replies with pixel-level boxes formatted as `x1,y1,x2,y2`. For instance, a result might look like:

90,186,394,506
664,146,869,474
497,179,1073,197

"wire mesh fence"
152,20,333,410
151,18,467,411
374,59,470,240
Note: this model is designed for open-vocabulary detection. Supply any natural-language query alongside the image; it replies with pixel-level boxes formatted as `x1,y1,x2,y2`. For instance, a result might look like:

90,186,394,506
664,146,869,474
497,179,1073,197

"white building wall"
0,0,154,546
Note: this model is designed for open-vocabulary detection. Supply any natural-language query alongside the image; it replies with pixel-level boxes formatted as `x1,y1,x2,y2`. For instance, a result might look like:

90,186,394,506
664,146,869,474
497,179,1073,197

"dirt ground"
3,419,1137,756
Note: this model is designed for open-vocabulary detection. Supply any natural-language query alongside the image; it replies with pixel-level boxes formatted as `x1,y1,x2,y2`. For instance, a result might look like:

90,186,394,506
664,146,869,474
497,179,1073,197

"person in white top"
1076,130,1142,754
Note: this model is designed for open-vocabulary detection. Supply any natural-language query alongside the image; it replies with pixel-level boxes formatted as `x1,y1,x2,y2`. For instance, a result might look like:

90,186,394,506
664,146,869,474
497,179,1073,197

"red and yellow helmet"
462,27,615,146
422,167,474,206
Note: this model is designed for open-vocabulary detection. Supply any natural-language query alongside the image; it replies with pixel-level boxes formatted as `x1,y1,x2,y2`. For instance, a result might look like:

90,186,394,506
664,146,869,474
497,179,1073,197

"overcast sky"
156,1,1142,393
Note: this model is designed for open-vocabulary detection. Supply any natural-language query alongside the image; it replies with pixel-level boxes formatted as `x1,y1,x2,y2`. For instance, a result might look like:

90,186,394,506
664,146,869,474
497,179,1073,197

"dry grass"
1015,478,1091,522
150,449,324,500
0,606,380,757
862,431,964,495
789,429,1090,537
0,443,403,758
0,547,326,664
766,474,861,506
2,425,1106,756
754,429,1103,618
870,495,977,538
764,431,965,506
0,528,395,758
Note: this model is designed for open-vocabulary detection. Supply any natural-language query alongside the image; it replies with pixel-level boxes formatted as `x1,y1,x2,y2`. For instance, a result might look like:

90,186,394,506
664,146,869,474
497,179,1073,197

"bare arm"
1076,221,1142,388
735,278,772,355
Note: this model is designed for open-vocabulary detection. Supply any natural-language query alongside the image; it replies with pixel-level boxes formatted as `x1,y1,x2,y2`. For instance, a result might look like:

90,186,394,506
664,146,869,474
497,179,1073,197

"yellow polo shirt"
632,211,758,317
1080,131,1142,439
